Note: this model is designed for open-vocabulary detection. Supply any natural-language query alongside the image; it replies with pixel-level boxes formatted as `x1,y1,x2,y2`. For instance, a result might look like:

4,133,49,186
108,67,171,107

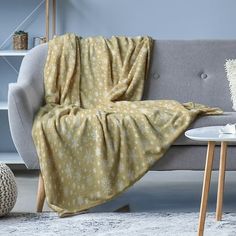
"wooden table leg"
198,141,215,236
45,0,50,42
36,172,46,212
216,142,227,221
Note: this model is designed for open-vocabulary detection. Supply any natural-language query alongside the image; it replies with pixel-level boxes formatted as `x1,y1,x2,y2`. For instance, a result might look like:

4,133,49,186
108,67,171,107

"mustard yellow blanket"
32,34,222,216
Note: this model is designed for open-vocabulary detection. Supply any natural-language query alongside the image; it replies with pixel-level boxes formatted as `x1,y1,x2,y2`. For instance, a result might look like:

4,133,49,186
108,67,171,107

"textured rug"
1,212,236,236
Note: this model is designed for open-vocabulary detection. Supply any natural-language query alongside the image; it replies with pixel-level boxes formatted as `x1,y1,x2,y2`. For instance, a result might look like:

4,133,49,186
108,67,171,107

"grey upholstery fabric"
8,44,47,169
175,112,236,145
8,40,236,169
152,145,236,170
144,40,235,111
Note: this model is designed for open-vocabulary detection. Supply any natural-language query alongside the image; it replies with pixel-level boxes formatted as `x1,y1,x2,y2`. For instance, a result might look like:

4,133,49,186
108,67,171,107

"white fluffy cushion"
225,59,236,111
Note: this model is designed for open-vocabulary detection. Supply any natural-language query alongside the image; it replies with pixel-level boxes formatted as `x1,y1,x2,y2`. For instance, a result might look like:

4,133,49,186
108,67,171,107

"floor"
12,170,236,214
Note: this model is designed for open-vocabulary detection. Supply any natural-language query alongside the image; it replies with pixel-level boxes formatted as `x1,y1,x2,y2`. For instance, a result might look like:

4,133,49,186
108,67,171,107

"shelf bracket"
1,57,19,75
0,0,45,50
0,0,46,74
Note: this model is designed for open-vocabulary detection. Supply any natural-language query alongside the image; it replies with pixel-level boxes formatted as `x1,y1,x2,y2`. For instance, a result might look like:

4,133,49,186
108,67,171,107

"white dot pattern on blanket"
32,34,222,217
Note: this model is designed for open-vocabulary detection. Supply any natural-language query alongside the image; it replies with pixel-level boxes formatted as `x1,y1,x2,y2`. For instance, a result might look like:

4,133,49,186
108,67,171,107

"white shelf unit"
0,153,24,164
0,1,48,167
0,50,29,56
0,101,8,110
0,51,26,111
0,52,26,165
0,50,28,74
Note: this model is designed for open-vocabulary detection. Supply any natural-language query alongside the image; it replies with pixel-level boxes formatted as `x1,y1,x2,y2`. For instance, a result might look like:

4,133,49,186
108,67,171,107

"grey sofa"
8,40,236,170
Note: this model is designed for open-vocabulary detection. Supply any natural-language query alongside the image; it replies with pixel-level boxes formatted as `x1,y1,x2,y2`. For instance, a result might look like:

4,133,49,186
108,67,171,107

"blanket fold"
32,34,222,217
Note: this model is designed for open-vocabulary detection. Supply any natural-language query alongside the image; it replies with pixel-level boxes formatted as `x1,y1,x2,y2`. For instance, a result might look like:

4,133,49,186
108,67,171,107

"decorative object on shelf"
0,163,17,217
13,31,28,50
33,37,46,47
45,0,57,42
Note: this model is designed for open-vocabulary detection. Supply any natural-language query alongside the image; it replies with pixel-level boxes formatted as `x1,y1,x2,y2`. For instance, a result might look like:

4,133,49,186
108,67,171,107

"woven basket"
0,163,17,217
13,33,28,50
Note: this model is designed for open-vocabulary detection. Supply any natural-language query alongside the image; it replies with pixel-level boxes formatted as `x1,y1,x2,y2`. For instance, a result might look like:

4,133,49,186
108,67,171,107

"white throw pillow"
225,59,236,111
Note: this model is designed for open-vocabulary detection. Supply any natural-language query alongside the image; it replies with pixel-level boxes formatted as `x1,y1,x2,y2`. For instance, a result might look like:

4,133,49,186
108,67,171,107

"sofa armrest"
8,82,43,169
7,44,48,169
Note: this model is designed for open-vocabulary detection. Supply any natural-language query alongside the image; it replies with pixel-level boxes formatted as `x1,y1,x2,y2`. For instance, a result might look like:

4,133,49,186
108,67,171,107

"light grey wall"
57,0,236,39
1,0,236,49
0,0,236,152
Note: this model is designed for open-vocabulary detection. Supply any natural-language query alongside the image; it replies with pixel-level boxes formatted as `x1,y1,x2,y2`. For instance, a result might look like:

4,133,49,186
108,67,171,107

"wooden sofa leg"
114,204,130,212
36,172,45,212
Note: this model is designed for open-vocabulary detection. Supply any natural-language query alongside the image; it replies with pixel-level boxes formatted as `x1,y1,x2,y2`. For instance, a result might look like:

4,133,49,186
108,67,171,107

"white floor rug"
1,212,236,236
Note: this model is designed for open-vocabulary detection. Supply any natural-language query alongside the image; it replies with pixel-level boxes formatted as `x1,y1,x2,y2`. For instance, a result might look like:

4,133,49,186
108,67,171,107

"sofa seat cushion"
175,112,236,145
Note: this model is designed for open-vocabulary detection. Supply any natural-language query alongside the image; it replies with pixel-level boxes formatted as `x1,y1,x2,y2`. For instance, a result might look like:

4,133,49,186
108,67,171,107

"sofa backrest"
21,40,236,112
143,40,236,111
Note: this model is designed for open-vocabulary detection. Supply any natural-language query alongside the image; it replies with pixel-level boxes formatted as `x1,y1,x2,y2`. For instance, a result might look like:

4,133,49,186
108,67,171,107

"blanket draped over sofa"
32,34,222,216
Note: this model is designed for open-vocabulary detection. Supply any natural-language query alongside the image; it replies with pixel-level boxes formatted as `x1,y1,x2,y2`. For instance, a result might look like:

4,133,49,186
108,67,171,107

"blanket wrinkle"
32,34,222,217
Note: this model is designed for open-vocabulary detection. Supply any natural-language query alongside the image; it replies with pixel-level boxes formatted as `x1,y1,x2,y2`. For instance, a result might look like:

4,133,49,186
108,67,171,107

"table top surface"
185,126,236,142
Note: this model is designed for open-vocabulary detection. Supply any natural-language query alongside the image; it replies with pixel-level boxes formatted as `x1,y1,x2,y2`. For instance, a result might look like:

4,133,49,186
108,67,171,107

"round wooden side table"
185,126,235,236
